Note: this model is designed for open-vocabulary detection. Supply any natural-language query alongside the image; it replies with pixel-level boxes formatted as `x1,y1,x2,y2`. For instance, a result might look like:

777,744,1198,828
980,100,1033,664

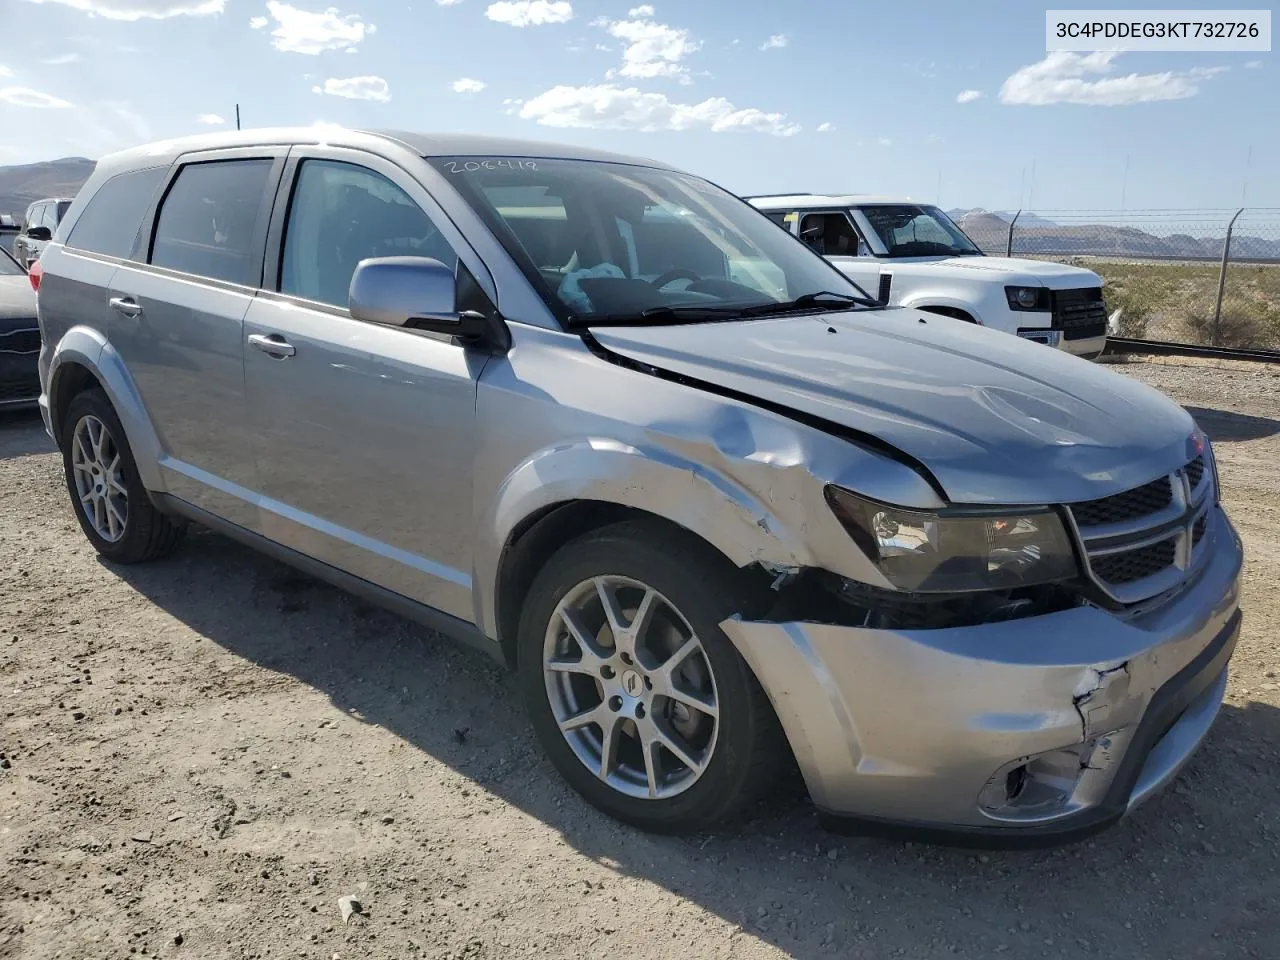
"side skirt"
156,493,506,667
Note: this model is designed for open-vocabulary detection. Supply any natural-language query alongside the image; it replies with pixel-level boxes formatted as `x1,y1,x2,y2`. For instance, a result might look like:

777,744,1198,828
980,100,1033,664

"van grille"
1051,287,1107,341
1068,453,1213,604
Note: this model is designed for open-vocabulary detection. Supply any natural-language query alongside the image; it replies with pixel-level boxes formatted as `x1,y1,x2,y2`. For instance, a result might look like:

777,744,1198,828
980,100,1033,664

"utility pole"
235,104,241,131
1028,160,1036,211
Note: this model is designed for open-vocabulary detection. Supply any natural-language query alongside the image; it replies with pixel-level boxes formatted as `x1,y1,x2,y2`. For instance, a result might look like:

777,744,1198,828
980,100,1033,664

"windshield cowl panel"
428,156,877,326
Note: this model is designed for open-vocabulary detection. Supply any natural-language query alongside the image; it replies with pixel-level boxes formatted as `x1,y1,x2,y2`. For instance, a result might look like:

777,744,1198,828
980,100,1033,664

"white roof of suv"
747,194,916,209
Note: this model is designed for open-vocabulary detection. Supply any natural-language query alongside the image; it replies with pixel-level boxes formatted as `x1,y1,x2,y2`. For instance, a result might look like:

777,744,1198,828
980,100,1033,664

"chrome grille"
1091,538,1177,585
1068,452,1214,604
1071,475,1172,527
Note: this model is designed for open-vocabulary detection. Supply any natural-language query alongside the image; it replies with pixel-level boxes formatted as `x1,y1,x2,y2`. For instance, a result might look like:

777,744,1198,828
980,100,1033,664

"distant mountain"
0,158,96,219
947,208,1060,229
947,207,1280,261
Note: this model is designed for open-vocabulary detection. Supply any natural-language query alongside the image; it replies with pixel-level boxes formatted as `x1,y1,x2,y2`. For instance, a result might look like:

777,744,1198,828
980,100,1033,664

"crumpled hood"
0,275,37,328
590,309,1196,505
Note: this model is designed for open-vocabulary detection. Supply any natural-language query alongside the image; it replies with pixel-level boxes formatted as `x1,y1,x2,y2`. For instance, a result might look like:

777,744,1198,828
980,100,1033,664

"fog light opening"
1005,764,1029,802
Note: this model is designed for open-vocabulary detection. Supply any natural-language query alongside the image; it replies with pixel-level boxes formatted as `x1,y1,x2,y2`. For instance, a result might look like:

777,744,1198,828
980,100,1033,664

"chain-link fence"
955,208,1280,352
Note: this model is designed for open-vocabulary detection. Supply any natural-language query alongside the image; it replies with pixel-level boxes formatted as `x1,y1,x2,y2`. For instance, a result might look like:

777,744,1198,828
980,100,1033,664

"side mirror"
25,226,53,242
349,256,497,347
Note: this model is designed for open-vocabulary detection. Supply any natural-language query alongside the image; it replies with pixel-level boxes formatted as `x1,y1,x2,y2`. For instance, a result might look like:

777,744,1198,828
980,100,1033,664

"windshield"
856,204,982,258
430,157,877,324
0,247,24,276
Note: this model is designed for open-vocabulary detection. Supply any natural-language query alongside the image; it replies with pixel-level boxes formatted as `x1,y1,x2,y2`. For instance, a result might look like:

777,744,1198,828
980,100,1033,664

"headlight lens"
824,486,1079,593
1005,285,1049,311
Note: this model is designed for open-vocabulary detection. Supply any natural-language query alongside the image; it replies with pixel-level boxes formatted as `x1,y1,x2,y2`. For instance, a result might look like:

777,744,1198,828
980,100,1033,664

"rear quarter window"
65,167,167,259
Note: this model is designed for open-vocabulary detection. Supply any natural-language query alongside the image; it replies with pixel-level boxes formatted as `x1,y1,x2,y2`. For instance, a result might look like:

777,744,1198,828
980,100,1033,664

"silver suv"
36,128,1242,843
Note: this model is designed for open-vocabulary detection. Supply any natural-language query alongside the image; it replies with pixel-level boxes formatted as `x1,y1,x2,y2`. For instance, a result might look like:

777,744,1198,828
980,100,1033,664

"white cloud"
1000,51,1225,106
519,84,800,136
955,89,983,104
485,0,571,27
595,7,699,81
877,137,891,146
437,0,464,4
451,77,486,94
19,0,224,19
261,1,374,54
817,121,834,133
41,53,82,65
196,113,225,124
1244,60,1262,68
759,33,788,51
0,66,11,78
312,75,389,101
0,86,75,108
249,14,267,26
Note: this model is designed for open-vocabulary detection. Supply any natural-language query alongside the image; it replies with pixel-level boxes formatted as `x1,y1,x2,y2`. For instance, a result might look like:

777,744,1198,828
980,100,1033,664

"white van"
748,194,1108,359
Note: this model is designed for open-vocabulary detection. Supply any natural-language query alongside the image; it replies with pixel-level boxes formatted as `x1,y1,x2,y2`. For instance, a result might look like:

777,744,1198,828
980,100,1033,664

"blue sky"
0,0,1274,210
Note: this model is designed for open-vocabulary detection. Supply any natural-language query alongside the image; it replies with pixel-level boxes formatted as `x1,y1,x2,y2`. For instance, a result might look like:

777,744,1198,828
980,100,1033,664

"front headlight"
1005,285,1050,311
824,486,1079,593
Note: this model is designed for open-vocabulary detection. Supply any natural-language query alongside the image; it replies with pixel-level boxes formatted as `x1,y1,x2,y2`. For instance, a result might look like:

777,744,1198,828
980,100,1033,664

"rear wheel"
518,521,787,833
61,388,186,563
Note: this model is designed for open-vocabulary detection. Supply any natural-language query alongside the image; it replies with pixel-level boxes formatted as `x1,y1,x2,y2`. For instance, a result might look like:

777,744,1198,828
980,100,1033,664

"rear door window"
151,159,275,286
66,167,167,259
24,203,44,233
799,212,863,257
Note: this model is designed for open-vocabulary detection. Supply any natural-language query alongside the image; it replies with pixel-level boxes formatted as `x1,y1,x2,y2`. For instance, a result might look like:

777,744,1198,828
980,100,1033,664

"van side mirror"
349,256,500,348
25,226,53,242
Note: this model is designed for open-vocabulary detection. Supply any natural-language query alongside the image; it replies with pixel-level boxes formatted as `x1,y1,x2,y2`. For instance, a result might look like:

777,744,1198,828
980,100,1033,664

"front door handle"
248,333,296,358
108,296,142,318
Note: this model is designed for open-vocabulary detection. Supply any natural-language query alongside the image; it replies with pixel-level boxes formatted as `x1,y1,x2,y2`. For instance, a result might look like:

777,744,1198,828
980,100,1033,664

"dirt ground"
3,355,1279,960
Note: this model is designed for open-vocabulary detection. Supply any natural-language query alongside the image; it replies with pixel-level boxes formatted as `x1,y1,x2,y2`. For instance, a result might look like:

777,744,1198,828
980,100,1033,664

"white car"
747,194,1108,359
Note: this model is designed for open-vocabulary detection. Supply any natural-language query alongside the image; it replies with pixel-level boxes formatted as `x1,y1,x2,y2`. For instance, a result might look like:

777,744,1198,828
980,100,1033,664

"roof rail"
741,193,813,200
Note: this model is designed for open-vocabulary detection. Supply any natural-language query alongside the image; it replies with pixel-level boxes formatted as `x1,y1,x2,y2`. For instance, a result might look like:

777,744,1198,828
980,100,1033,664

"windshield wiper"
568,291,880,328
737,290,880,316
568,304,746,328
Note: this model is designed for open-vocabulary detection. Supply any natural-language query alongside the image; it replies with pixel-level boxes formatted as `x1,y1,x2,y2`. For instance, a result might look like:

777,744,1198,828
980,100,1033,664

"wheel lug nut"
601,665,615,680
644,676,652,690
635,703,646,720
608,696,623,712
620,652,633,665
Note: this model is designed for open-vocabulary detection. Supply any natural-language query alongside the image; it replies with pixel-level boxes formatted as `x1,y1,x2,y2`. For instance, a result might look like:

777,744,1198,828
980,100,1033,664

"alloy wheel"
70,414,129,543
542,575,720,800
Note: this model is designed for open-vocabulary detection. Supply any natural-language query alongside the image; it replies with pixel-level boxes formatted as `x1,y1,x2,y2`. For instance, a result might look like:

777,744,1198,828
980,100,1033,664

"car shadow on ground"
0,408,53,460
1187,406,1280,443
105,527,1280,958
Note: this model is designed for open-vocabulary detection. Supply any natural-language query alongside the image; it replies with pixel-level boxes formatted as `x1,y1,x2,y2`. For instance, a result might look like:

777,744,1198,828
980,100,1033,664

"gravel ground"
2,355,1279,960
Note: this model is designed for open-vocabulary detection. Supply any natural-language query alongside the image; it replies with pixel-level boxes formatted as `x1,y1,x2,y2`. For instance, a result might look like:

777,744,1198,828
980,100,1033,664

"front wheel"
518,521,787,833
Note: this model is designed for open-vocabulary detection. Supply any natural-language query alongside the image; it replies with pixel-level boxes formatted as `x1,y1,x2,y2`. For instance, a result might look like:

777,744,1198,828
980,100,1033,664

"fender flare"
47,326,167,491
471,438,813,638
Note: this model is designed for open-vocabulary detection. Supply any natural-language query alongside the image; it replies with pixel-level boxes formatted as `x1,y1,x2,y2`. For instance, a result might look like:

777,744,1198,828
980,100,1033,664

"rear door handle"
248,333,296,358
108,296,142,318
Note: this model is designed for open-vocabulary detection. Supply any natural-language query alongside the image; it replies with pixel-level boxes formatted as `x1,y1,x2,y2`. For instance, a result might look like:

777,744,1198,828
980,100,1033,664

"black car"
13,197,73,267
0,246,40,409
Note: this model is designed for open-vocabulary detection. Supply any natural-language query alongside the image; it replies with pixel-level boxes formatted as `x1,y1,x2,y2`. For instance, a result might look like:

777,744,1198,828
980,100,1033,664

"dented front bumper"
721,504,1243,845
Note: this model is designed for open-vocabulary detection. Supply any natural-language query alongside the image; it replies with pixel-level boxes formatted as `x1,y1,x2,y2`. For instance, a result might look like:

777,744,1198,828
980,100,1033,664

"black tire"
60,388,186,563
517,520,788,833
